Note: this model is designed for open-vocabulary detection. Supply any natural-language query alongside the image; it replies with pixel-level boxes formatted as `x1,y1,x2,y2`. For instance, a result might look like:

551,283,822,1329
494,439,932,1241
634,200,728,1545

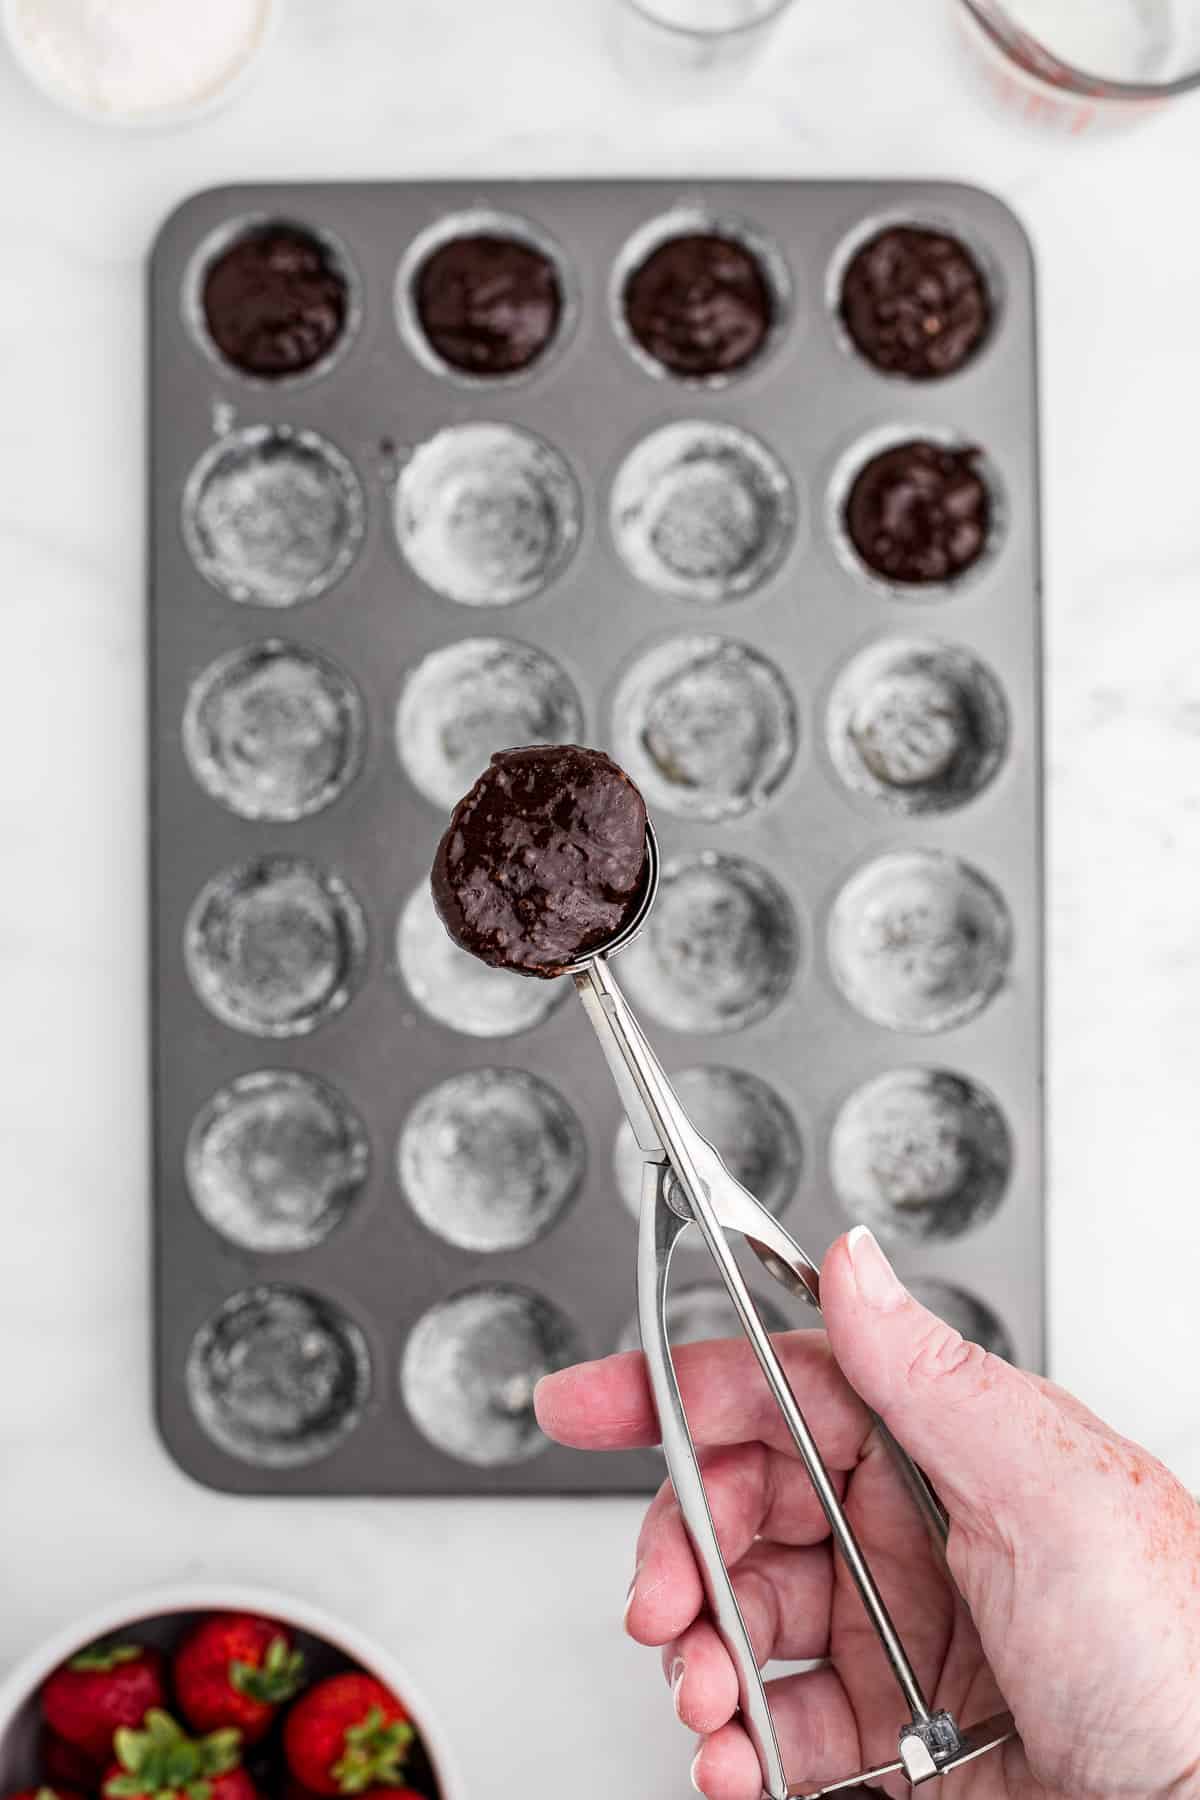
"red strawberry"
102,1710,254,1800
42,1645,166,1762
40,1728,102,1792
282,1675,412,1796
175,1614,305,1744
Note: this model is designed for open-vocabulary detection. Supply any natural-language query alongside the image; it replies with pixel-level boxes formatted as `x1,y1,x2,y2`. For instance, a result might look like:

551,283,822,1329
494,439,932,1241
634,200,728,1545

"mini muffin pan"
149,180,1043,1495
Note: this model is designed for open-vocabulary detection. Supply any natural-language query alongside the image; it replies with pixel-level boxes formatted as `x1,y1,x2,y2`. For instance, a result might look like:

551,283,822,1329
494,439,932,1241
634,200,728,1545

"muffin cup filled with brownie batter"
397,208,576,384
612,209,789,385
831,215,997,381
186,215,360,383
830,425,1004,596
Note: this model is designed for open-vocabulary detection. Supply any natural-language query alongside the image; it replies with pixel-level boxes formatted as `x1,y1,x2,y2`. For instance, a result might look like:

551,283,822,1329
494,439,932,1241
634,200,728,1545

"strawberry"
102,1710,255,1800
174,1614,305,1744
283,1784,425,1800
40,1728,102,1792
5,1788,85,1800
282,1675,412,1797
42,1645,167,1762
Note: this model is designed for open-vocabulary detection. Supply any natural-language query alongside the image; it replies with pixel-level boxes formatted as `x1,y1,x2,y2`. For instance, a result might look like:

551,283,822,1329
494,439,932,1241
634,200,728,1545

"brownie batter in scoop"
839,226,990,380
415,235,562,375
845,440,990,585
203,225,348,378
432,745,649,977
624,233,773,378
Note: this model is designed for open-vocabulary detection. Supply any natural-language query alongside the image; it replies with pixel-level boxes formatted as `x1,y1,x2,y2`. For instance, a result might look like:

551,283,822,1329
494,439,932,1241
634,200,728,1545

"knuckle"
902,1314,994,1398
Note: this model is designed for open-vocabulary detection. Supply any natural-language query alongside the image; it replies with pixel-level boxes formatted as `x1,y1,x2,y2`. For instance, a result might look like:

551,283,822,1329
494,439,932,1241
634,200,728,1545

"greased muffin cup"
149,180,1042,1496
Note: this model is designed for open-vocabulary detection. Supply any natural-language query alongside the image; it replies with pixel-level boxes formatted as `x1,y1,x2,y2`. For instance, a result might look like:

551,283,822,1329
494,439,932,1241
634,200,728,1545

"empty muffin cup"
184,640,365,821
830,1067,1011,1243
614,210,789,383
186,1070,369,1253
620,852,798,1035
396,208,575,382
610,421,794,601
612,634,797,823
182,425,365,607
394,423,580,607
185,857,367,1037
827,637,1007,815
396,637,583,810
186,1285,371,1467
906,1277,1014,1359
397,880,563,1038
399,1068,585,1253
401,1285,581,1466
614,1065,801,1224
618,1281,787,1354
828,850,1011,1034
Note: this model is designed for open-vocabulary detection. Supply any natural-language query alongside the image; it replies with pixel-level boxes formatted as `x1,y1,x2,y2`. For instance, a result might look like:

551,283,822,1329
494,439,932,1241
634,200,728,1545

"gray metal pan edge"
149,179,1043,1496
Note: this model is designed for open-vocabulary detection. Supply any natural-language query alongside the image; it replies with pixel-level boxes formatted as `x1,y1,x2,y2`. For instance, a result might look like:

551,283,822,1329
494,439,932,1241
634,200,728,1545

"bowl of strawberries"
0,1588,456,1800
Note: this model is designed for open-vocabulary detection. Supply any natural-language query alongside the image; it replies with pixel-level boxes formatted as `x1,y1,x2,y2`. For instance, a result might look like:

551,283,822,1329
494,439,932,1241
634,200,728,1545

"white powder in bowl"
11,0,272,119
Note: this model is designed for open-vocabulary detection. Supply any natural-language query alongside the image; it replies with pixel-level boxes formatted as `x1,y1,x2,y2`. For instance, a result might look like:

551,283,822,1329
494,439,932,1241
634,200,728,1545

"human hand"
535,1227,1200,1800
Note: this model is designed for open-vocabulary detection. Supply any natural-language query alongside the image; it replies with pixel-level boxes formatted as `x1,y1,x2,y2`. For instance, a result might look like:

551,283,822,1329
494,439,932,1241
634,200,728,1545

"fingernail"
623,1571,638,1627
690,1748,704,1793
847,1224,903,1311
670,1657,685,1716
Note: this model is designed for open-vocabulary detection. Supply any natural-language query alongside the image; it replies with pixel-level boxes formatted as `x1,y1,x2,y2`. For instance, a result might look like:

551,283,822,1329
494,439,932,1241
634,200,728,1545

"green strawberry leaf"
146,1716,176,1754
106,1707,241,1800
113,1728,141,1770
332,1708,414,1794
69,1642,144,1673
201,1732,242,1776
229,1636,305,1706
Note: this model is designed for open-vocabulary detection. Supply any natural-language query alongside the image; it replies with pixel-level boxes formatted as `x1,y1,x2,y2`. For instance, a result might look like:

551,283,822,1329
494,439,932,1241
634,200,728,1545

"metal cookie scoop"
567,819,1017,1799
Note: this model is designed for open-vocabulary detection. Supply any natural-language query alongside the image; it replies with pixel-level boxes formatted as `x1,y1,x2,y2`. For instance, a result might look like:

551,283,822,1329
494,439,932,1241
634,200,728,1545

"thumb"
821,1225,1053,1530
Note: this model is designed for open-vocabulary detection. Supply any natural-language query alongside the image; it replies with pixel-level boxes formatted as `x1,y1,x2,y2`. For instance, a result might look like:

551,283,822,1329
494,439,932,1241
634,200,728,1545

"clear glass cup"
956,0,1200,130
612,0,794,96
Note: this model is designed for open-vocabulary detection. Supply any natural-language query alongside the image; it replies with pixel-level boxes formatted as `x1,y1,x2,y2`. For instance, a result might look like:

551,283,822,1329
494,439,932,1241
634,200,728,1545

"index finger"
534,1327,872,1469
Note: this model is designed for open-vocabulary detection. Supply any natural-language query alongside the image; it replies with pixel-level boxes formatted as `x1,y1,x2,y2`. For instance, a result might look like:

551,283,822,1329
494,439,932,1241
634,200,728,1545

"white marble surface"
1,2,1199,1795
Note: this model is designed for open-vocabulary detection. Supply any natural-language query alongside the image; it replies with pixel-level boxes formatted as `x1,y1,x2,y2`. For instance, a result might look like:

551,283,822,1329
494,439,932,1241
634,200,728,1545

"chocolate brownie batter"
844,440,990,586
415,235,562,375
202,225,348,378
840,226,990,380
623,233,772,378
432,745,649,977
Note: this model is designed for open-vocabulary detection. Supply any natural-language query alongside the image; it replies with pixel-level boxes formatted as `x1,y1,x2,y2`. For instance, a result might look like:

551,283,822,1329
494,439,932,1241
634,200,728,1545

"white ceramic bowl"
1,0,282,130
0,1584,461,1799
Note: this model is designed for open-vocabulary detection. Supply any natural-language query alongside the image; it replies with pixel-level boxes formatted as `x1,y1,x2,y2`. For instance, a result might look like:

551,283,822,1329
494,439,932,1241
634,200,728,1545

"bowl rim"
0,0,283,130
0,1582,463,1800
